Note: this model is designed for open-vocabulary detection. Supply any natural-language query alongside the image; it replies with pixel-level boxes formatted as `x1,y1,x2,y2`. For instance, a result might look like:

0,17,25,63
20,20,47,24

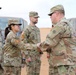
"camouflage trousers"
49,65,76,75
3,66,21,75
0,64,3,75
26,60,41,75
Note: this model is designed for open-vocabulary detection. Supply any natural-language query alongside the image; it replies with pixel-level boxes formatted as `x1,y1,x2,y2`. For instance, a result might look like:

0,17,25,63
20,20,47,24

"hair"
4,24,15,39
5,27,10,39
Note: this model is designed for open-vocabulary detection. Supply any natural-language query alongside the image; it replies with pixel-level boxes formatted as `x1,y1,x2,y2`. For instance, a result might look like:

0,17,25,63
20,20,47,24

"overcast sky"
0,0,76,28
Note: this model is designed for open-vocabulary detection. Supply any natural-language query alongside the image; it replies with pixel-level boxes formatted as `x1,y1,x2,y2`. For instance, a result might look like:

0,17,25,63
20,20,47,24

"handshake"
13,37,51,54
37,43,43,54
37,43,51,54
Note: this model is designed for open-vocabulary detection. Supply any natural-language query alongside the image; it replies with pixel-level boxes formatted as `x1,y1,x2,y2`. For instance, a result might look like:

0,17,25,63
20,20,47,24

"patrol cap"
29,11,39,18
8,19,22,26
48,5,64,16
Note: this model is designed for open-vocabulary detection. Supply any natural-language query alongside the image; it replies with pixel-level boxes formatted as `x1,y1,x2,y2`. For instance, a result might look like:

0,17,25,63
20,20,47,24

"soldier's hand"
37,43,43,54
47,53,50,58
37,43,41,47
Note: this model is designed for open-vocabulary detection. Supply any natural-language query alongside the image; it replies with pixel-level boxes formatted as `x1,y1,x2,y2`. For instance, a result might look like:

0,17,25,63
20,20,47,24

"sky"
0,0,76,28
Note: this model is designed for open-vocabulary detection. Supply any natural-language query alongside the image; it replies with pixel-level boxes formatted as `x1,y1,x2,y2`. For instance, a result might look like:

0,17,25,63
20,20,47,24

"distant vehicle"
0,16,28,44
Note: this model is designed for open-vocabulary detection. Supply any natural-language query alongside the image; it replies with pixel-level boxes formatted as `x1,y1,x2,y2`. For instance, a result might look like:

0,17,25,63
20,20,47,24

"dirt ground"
21,28,51,75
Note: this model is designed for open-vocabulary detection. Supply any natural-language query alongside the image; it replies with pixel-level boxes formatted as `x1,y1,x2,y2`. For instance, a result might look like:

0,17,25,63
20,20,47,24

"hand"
47,53,50,58
37,43,43,54
37,43,41,47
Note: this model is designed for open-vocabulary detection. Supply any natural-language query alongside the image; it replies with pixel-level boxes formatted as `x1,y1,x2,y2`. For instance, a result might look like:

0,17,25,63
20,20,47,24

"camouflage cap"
29,11,39,18
8,19,22,26
48,5,64,16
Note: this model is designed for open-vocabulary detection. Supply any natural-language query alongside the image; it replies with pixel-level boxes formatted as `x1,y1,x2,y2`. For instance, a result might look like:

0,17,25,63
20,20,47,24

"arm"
38,26,65,52
21,28,30,43
11,37,38,50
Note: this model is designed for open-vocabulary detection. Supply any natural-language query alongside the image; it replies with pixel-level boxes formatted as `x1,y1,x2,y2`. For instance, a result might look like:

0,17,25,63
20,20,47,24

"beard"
33,21,38,24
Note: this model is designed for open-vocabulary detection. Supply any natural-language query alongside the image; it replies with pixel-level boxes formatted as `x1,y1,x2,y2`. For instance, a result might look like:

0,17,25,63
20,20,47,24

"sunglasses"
49,12,56,16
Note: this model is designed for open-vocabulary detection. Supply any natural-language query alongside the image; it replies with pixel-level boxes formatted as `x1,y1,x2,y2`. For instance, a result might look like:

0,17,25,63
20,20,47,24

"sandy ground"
21,28,51,75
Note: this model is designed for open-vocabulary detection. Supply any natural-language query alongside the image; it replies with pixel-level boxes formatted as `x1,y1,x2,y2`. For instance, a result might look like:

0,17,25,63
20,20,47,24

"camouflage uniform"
22,11,41,75
3,20,38,75
0,28,3,75
39,5,76,75
3,30,22,75
22,25,41,75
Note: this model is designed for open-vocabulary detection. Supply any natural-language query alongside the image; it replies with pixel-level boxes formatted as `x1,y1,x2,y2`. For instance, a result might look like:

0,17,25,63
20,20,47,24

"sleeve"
39,26,65,51
23,43,37,51
22,28,29,43
11,36,20,46
11,37,38,51
6,32,20,46
17,41,38,51
6,31,38,51
20,31,25,41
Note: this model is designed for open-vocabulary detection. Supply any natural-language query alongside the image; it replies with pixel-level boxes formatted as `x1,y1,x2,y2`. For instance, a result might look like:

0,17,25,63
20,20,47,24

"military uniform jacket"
3,31,37,67
40,18,75,67
3,31,23,67
22,25,41,60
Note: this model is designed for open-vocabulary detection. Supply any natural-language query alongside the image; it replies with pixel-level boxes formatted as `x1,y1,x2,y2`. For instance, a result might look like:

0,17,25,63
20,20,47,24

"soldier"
3,19,39,75
0,7,4,75
37,5,76,75
21,11,42,75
